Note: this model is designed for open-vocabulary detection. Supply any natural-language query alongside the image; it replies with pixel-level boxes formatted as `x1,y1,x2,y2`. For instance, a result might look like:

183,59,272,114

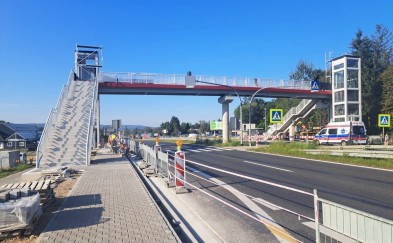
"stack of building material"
0,193,42,237
0,179,55,207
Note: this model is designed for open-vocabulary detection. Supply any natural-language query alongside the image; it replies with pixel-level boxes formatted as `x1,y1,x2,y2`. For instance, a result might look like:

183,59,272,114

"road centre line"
243,160,293,172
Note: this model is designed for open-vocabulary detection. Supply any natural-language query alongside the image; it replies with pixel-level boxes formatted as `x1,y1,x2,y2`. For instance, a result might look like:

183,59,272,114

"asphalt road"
143,141,393,242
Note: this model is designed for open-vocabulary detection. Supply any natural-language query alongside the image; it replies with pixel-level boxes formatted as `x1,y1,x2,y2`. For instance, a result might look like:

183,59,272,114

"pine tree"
381,64,393,113
351,25,393,134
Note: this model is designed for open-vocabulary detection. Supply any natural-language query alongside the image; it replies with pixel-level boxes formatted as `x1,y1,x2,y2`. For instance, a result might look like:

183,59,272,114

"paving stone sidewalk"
37,149,179,243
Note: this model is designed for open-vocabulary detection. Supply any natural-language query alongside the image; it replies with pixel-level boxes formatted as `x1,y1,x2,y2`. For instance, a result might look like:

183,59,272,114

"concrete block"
138,162,149,169
9,189,21,199
20,188,31,197
0,191,10,203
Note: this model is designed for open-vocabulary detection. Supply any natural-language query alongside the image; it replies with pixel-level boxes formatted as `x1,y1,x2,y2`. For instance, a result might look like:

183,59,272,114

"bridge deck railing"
98,72,311,90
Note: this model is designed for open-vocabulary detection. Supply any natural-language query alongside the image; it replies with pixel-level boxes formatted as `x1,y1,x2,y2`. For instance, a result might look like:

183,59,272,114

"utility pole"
249,88,268,146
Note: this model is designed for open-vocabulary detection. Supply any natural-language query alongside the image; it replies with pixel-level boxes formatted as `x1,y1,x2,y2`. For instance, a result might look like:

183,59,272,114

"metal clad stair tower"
36,45,101,168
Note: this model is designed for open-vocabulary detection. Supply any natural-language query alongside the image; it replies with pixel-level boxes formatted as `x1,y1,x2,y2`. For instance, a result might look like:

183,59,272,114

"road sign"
378,114,391,127
270,109,283,123
311,80,320,91
210,120,223,130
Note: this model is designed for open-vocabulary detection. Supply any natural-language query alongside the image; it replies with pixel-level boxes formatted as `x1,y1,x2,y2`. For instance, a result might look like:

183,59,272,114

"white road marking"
186,149,201,153
252,198,280,211
243,160,293,172
166,147,233,153
187,166,293,242
196,148,213,152
205,148,223,151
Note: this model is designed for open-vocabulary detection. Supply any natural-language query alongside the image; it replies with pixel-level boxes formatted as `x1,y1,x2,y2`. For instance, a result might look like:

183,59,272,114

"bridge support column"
218,96,234,143
289,122,295,142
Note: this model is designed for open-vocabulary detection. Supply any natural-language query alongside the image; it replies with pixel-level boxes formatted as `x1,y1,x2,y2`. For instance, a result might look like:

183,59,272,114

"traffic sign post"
378,114,391,145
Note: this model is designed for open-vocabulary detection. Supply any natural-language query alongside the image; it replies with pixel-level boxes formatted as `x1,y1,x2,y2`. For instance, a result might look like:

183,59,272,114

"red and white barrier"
174,151,186,191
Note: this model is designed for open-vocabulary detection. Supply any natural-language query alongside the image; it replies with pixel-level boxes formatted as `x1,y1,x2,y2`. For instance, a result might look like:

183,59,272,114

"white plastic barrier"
321,198,393,243
157,150,169,178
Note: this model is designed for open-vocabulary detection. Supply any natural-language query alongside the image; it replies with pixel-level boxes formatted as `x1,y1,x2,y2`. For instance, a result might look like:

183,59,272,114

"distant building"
230,117,240,131
0,123,41,150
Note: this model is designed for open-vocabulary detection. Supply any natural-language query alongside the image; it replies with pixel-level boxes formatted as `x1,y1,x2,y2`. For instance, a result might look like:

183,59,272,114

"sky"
1,0,393,127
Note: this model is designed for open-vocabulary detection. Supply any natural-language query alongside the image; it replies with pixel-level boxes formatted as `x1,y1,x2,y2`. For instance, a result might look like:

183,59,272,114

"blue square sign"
378,114,391,127
311,80,320,91
270,109,283,123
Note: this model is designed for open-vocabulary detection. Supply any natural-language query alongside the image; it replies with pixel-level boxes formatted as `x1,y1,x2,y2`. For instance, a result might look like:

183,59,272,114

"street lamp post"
195,79,244,145
264,107,267,132
249,88,268,146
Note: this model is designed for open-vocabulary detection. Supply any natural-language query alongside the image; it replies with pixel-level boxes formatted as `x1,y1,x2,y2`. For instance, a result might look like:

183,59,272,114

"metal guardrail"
321,198,393,243
128,142,393,242
98,72,311,90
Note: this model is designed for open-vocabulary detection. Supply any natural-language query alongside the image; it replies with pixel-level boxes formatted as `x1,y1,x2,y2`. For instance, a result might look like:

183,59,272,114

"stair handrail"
36,70,74,167
85,77,98,165
266,99,313,136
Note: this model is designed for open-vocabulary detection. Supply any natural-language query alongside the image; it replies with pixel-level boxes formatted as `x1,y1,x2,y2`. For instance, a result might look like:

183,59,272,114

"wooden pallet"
0,179,55,206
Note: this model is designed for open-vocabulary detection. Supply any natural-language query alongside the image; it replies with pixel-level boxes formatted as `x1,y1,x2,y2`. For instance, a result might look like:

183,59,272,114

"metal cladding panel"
382,222,392,243
350,212,358,239
365,217,373,242
357,215,365,242
343,210,351,236
323,203,331,227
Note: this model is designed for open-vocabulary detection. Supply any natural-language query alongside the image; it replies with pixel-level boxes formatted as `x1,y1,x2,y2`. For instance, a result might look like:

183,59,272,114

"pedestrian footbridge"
36,45,332,168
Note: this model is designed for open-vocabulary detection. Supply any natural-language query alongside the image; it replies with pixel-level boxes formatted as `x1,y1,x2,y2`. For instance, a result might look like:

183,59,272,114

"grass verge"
0,163,34,179
249,142,393,170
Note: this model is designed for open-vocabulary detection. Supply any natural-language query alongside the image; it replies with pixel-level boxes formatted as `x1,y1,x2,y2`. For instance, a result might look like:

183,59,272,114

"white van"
314,121,367,146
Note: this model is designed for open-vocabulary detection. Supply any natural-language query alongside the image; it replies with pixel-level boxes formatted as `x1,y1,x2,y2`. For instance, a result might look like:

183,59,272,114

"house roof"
0,123,37,141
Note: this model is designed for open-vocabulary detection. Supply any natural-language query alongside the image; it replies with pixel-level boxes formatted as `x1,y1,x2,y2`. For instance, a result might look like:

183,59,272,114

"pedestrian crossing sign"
378,114,391,127
270,109,283,123
311,80,320,91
